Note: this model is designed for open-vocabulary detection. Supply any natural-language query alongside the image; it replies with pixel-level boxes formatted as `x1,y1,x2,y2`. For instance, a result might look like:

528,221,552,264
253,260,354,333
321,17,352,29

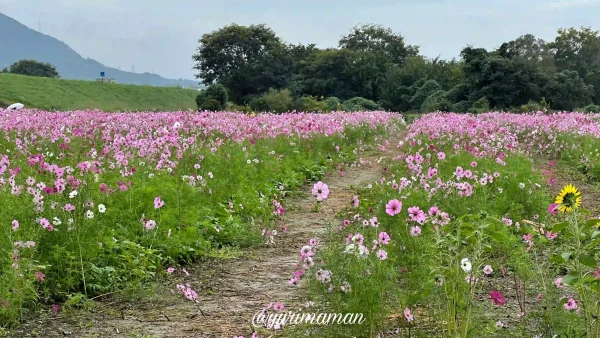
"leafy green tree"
497,34,556,72
292,48,356,100
339,24,418,66
421,90,452,113
544,70,594,110
7,59,59,78
548,27,600,104
192,24,292,102
410,80,441,110
461,47,547,109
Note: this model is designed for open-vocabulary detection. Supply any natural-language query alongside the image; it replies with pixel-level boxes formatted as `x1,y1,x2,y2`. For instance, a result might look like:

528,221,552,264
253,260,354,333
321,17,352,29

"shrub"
292,96,328,113
467,97,490,114
261,89,293,113
200,99,222,111
421,90,452,113
203,84,228,107
518,98,550,113
342,97,381,112
196,84,229,110
452,100,471,113
325,97,342,111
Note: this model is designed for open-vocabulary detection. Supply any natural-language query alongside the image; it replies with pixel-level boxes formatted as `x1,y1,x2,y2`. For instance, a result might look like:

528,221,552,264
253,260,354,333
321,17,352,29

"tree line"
192,24,600,113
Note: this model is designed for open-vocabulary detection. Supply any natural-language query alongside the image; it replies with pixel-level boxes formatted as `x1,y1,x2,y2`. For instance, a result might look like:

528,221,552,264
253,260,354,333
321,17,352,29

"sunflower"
554,184,582,213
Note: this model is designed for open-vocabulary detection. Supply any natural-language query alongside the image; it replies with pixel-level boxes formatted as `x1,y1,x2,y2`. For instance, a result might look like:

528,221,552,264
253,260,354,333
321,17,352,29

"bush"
325,97,342,111
451,100,471,113
292,96,328,113
7,59,60,78
342,97,381,112
467,97,490,114
203,84,228,107
200,99,222,111
516,98,550,113
421,90,452,113
581,104,600,113
196,84,229,110
261,89,293,113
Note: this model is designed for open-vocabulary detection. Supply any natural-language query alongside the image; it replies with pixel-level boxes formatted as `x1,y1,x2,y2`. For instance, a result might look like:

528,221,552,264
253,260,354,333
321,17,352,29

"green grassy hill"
0,73,199,111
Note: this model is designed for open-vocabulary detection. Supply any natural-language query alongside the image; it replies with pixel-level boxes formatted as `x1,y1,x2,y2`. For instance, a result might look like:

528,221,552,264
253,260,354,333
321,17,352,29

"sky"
1,0,599,80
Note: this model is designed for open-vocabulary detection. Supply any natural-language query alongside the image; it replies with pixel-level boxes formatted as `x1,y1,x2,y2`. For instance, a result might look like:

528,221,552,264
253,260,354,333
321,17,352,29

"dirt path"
13,139,399,338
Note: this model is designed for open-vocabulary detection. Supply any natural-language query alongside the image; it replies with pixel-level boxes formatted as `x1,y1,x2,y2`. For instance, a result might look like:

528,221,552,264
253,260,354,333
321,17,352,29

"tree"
548,27,600,104
192,24,292,102
497,34,555,69
339,24,418,66
292,48,356,100
460,47,548,109
544,70,594,110
410,80,441,110
7,59,59,78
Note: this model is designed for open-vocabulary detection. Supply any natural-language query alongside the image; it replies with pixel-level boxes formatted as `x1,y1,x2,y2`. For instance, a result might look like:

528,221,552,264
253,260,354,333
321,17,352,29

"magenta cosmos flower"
312,181,329,201
386,199,402,216
490,290,506,306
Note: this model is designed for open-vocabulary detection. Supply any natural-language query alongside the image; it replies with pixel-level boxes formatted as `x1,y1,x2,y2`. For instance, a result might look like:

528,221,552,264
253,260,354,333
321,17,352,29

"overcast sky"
1,0,599,80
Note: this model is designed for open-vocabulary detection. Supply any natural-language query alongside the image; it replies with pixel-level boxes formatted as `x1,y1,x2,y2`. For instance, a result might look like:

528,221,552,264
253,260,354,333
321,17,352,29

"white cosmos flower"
460,258,472,272
85,210,94,219
519,182,525,189
69,190,78,199
98,204,106,213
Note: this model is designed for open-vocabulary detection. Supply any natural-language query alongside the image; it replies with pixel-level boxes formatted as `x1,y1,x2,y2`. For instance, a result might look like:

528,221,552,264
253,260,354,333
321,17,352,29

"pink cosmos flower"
378,232,390,245
471,161,477,167
428,206,440,216
548,203,558,215
408,206,426,223
312,181,329,201
490,290,506,306
11,220,19,231
403,307,414,322
272,302,285,311
154,196,165,209
555,277,565,289
546,231,558,240
64,204,75,211
410,226,421,237
35,271,45,282
385,199,402,216
52,304,59,314
437,152,446,160
483,265,493,275
376,249,388,260
352,195,359,207
167,267,175,273
564,298,578,311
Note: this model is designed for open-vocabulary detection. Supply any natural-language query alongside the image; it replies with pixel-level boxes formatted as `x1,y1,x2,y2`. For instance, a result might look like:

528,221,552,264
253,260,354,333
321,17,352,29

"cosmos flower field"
297,112,600,337
0,109,399,326
3,109,600,338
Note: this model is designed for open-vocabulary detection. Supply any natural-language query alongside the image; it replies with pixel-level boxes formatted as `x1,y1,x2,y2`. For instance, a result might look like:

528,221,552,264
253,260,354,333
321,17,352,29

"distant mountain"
0,13,200,87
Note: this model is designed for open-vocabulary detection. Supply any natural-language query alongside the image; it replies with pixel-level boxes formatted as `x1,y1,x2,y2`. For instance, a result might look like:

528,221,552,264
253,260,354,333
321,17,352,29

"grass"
0,73,199,111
